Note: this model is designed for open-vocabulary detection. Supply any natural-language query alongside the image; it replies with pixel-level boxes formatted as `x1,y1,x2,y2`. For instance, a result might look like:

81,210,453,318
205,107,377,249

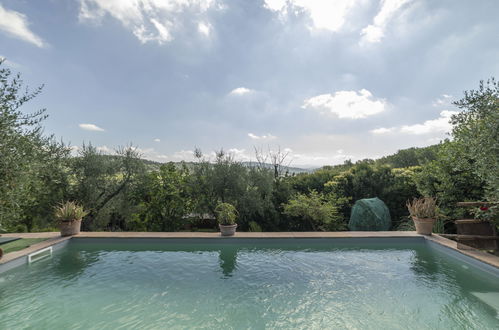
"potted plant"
215,202,238,236
406,197,438,235
54,201,88,237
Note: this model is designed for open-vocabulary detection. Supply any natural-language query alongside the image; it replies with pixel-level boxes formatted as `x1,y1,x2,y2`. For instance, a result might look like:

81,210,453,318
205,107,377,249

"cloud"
400,110,457,134
371,110,458,135
360,0,411,44
198,21,211,37
248,133,277,140
154,138,161,142
227,148,251,161
79,123,105,131
172,149,195,160
303,89,387,119
432,94,453,107
0,4,45,47
229,87,254,96
264,0,359,32
78,0,220,45
97,145,113,153
370,127,395,134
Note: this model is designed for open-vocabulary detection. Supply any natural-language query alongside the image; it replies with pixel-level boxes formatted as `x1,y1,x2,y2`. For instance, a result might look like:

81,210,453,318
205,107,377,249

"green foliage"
451,78,499,202
248,221,262,232
54,201,88,222
377,145,440,168
131,162,192,231
189,149,281,231
0,60,70,232
215,202,238,225
283,191,345,231
324,162,419,223
70,143,144,230
414,141,484,220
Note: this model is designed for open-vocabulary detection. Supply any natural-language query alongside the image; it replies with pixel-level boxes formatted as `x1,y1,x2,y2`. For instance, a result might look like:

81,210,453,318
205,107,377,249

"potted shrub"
215,202,238,236
54,201,88,237
406,197,438,235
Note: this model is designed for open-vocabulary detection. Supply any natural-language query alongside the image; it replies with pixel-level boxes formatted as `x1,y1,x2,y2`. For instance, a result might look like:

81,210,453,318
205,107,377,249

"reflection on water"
219,247,238,277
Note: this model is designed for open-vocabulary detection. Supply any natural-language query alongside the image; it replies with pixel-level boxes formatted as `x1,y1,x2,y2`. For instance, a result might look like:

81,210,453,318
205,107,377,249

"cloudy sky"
1,0,498,167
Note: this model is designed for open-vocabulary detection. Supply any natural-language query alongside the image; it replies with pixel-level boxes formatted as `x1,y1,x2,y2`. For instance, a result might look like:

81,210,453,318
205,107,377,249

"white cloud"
248,133,277,140
79,0,220,45
400,110,457,135
79,123,105,131
263,0,287,12
97,145,113,153
303,89,387,119
264,0,359,32
432,94,453,107
370,127,395,134
229,87,254,96
172,149,195,160
371,110,458,135
360,0,411,44
0,4,45,47
154,138,161,142
198,21,211,37
227,148,251,161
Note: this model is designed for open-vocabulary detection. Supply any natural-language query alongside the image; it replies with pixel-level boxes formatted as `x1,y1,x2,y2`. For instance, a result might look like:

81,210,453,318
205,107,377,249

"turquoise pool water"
1,238,498,329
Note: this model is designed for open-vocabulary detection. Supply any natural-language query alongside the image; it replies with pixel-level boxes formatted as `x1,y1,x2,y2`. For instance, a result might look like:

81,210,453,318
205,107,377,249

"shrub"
406,197,438,219
54,201,88,222
215,202,238,225
283,190,344,231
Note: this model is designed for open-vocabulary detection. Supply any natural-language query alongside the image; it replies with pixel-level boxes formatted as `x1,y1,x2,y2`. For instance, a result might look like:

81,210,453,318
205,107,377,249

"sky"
1,0,498,167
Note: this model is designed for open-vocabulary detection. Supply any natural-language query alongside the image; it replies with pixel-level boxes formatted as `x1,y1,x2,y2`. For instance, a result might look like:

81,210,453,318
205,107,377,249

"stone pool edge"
1,231,498,270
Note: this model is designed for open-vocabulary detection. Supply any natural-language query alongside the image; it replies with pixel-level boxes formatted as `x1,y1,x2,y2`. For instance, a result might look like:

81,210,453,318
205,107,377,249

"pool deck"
1,231,499,269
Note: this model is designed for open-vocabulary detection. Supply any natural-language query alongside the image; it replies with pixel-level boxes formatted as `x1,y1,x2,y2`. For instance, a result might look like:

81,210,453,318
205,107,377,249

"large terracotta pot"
59,219,82,237
412,217,435,235
219,224,237,236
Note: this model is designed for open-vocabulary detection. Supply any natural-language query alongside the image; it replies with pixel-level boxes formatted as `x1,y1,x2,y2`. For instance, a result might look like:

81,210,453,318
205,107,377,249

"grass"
0,238,48,254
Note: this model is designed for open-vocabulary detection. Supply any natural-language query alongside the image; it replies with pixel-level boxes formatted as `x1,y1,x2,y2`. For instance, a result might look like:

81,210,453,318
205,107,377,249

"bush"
406,197,438,219
283,191,345,231
54,201,88,222
215,202,238,225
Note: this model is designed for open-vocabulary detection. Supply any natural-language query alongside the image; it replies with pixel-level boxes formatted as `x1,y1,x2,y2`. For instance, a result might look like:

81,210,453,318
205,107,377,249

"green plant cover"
348,198,391,231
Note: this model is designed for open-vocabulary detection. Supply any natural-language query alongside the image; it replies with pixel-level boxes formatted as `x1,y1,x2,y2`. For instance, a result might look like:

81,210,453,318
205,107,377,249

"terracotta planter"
412,217,435,235
59,219,82,237
219,224,237,236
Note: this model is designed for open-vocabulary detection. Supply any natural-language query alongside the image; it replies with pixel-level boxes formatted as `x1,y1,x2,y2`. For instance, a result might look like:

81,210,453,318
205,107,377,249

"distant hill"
136,159,312,174
241,161,313,174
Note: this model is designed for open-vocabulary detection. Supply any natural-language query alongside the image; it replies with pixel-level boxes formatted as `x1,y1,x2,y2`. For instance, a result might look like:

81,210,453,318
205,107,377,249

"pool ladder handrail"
28,246,53,263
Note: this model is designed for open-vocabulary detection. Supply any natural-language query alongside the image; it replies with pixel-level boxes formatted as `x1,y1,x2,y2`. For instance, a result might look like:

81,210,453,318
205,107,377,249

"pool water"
1,238,498,329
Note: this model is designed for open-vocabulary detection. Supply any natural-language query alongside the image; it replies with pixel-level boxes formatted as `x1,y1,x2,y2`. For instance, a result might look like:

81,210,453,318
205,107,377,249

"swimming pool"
1,237,498,328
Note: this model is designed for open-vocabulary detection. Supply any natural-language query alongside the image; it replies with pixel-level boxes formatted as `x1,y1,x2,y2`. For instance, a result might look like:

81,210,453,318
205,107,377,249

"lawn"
1,238,48,254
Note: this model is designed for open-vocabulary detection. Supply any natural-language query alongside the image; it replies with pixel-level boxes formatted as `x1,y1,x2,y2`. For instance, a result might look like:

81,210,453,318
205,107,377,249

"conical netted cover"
348,197,391,231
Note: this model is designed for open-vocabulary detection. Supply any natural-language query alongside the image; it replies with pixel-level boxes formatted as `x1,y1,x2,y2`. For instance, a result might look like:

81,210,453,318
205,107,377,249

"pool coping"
1,231,498,270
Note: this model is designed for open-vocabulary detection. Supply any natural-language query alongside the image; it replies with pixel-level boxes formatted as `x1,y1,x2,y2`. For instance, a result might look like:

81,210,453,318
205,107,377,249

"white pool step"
28,246,53,263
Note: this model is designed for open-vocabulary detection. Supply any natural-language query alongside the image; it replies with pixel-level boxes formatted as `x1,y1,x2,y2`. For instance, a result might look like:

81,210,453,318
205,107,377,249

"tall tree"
70,143,144,230
451,78,499,201
0,60,69,231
